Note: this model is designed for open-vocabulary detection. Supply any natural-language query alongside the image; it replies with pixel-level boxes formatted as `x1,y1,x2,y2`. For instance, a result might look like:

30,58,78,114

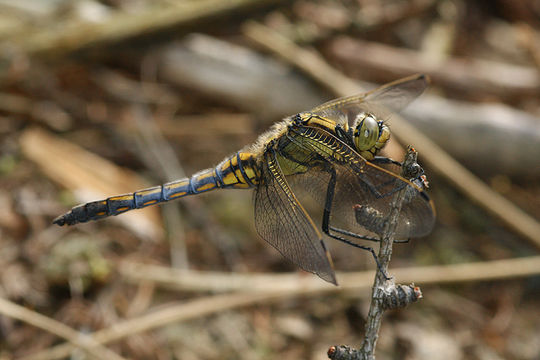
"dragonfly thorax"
352,113,389,160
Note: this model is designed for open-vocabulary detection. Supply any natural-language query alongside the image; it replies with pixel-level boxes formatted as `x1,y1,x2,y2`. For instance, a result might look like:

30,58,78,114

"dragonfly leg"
329,226,380,242
372,156,427,186
379,157,428,187
371,156,402,167
321,167,391,280
329,226,409,244
332,237,390,280
365,156,426,199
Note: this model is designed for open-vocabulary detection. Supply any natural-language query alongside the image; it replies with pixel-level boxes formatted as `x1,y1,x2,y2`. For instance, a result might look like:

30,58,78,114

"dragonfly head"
353,113,389,159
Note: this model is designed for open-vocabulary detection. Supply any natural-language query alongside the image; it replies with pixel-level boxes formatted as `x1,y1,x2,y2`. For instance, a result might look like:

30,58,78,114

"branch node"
327,345,362,360
380,283,422,310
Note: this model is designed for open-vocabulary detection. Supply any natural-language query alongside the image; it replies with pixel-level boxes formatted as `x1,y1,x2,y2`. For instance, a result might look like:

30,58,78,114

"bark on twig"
360,147,424,359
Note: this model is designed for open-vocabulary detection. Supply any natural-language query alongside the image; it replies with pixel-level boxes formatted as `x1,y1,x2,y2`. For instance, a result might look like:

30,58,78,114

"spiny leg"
321,166,390,280
372,156,402,167
372,156,427,186
329,226,409,244
321,162,409,244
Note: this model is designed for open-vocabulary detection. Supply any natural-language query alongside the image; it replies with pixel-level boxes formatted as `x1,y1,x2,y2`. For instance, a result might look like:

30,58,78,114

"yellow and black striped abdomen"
53,152,260,226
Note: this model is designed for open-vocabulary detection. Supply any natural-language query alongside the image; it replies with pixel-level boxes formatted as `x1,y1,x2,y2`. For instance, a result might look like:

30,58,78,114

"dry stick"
243,22,360,97
358,148,420,359
0,297,127,360
22,255,540,360
20,127,163,240
118,256,540,293
516,24,540,75
242,21,540,250
3,0,288,58
328,37,540,97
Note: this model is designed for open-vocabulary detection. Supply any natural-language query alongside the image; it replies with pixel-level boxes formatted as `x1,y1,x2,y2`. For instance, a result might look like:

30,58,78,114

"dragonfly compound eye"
353,113,380,152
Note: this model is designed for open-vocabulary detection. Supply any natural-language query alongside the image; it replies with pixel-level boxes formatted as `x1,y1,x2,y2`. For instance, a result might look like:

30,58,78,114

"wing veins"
254,149,336,283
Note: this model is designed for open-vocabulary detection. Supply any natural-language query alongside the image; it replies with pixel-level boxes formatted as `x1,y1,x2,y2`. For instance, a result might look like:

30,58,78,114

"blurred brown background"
1,0,540,359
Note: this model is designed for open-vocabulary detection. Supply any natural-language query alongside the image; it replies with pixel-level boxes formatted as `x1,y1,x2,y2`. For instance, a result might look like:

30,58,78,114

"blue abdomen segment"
53,152,260,226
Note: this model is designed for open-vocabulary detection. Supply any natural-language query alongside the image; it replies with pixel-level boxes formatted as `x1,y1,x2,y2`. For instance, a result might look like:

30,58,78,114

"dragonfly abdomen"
53,152,260,226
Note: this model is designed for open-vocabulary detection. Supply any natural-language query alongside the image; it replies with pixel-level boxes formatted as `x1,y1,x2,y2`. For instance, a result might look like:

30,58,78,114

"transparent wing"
309,74,429,126
254,149,337,284
283,126,435,239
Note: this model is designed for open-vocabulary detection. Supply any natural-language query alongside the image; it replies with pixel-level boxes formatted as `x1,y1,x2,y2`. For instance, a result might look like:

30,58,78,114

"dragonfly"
54,74,436,285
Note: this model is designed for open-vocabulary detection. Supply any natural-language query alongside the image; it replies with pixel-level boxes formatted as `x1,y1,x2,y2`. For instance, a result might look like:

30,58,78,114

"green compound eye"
354,114,379,151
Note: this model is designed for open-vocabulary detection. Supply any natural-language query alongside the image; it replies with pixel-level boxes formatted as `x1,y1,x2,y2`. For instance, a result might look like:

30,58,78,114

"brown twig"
1,0,289,59
118,256,540,294
242,20,540,250
242,21,360,96
358,148,422,359
0,92,72,131
19,127,163,240
291,0,436,44
327,36,540,98
404,96,540,177
0,297,127,360
516,23,540,71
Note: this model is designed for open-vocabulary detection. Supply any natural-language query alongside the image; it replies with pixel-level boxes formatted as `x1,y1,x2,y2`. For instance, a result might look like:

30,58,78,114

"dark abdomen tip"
53,215,67,226
52,205,90,226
